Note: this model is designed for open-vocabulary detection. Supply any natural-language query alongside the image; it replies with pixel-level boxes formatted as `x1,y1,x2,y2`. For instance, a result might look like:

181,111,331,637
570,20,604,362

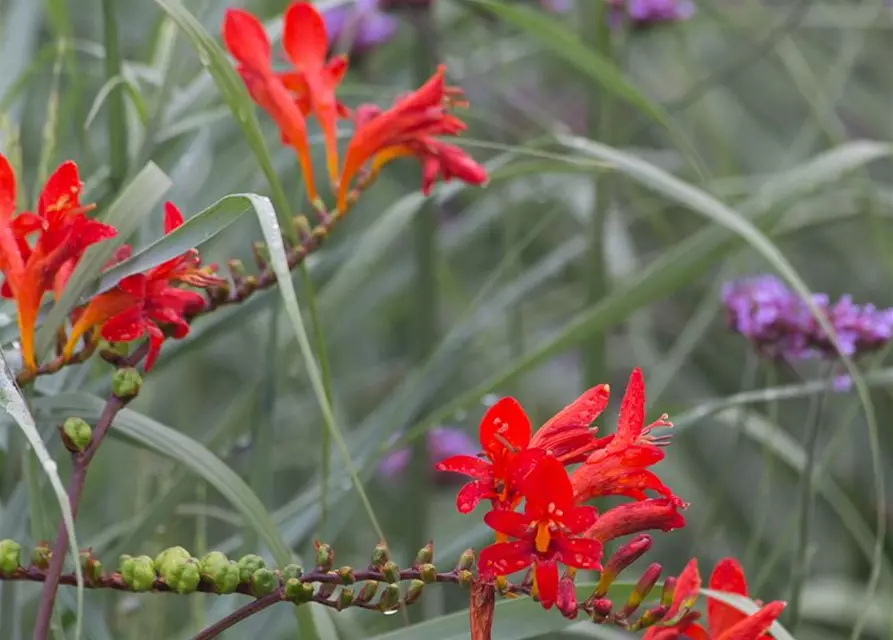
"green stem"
101,0,128,191
745,363,780,569
581,1,613,386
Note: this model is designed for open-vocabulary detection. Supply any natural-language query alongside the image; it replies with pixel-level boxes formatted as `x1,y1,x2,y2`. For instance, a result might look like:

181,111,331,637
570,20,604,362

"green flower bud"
404,579,424,606
79,550,102,582
154,546,190,578
336,566,355,584
314,542,334,571
199,551,229,576
381,561,400,584
284,577,303,601
419,563,437,584
281,564,303,581
316,581,336,599
295,581,315,603
370,542,389,568
0,540,21,574
111,368,142,400
414,542,434,568
212,562,241,594
61,418,92,453
456,548,475,571
378,583,401,613
227,259,246,278
31,542,51,570
237,554,266,583
337,587,354,611
457,570,474,588
120,555,156,591
354,581,378,604
250,568,277,597
166,558,201,594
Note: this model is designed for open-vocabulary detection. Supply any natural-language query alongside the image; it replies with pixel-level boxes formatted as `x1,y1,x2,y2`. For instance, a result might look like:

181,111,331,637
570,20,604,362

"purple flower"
323,0,399,56
610,0,695,27
378,427,478,480
721,275,893,384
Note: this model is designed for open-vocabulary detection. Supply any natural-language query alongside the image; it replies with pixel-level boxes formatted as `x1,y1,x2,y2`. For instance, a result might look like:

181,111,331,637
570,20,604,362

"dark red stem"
192,591,282,640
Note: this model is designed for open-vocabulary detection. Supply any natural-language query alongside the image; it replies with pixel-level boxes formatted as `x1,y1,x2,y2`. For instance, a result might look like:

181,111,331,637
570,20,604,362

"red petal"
435,454,490,480
282,2,328,71
617,368,645,442
455,480,491,514
37,161,82,224
483,509,530,539
477,540,532,578
478,397,531,458
118,274,147,298
143,322,166,371
560,504,598,535
73,217,117,247
163,202,184,234
323,55,348,90
100,307,147,343
0,279,12,299
717,601,786,640
222,8,271,71
666,558,701,619
708,558,750,636
584,498,686,543
0,154,16,219
534,560,559,609
554,536,603,570
10,213,43,236
532,383,609,448
519,455,575,519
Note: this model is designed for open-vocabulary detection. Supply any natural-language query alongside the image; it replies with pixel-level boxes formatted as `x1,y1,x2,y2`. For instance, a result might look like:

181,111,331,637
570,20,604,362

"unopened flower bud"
155,546,190,578
314,542,334,571
165,558,201,594
120,555,156,591
337,587,354,610
378,583,401,612
414,542,434,568
250,568,277,597
0,540,21,574
381,561,400,584
252,242,270,269
199,551,229,576
419,563,437,584
284,577,303,601
317,580,337,599
404,579,424,606
594,534,652,598
456,548,475,571
282,564,303,581
457,569,474,588
227,259,246,279
370,542,389,568
631,605,668,631
31,542,51,569
79,550,102,582
660,577,677,608
620,563,662,618
337,566,355,584
556,576,577,619
213,562,241,594
61,418,92,453
237,554,266,583
111,368,142,400
355,580,379,604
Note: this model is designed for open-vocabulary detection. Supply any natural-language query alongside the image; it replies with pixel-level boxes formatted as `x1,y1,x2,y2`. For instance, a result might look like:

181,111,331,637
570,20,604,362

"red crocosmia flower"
64,203,222,371
222,8,319,203
571,368,676,503
0,155,116,369
583,497,686,544
529,383,610,464
478,456,602,609
644,558,786,640
280,2,349,186
435,397,538,513
336,64,487,211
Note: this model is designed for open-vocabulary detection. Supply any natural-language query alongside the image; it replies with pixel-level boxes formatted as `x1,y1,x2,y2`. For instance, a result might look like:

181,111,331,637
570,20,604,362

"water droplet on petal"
382,608,399,616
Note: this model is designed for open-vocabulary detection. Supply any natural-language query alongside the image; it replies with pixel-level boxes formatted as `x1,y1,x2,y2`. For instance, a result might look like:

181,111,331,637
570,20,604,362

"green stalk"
101,0,128,191
581,1,614,386
745,363,780,569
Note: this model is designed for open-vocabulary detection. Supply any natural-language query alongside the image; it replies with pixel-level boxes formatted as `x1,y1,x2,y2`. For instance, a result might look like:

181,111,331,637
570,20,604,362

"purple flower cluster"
722,274,893,364
322,0,400,56
609,0,695,26
378,426,477,481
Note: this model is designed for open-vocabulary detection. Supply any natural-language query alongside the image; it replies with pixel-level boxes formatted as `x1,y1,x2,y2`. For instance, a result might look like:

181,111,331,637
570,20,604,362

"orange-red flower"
222,8,319,203
645,558,786,640
582,497,686,543
529,383,610,464
0,154,116,369
571,368,677,503
64,203,221,371
280,2,349,185
478,456,602,609
336,65,488,211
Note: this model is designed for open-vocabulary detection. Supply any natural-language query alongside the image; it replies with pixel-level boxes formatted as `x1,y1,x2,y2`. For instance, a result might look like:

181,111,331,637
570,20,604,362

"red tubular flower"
280,2,349,185
336,64,488,211
478,456,602,609
529,383,610,464
222,8,319,203
64,203,222,371
435,397,538,513
645,558,787,640
583,497,686,543
571,368,677,503
0,155,116,369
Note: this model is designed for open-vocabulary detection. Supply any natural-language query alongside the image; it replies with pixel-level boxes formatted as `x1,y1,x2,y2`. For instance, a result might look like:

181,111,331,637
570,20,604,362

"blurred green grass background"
0,0,892,638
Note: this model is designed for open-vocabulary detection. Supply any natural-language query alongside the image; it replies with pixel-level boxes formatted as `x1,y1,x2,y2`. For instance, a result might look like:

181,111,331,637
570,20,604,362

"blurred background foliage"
0,0,892,638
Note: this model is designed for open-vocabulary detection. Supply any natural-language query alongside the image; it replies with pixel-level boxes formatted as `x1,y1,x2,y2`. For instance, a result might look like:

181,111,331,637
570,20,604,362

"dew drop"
382,608,399,616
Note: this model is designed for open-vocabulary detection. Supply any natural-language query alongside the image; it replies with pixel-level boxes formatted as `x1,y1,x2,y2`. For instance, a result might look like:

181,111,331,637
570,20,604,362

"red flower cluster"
645,558,786,640
0,153,221,373
221,1,487,213
437,369,687,609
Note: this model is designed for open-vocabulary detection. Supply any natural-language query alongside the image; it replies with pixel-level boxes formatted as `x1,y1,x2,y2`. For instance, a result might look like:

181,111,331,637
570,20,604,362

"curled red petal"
455,480,491,514
163,202,184,234
434,454,490,480
477,540,532,578
708,558,750,637
533,384,610,448
665,558,701,620
717,601,786,640
222,8,271,71
584,497,686,543
478,397,531,458
0,154,15,219
143,322,166,371
554,536,603,570
483,509,530,540
534,560,559,609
